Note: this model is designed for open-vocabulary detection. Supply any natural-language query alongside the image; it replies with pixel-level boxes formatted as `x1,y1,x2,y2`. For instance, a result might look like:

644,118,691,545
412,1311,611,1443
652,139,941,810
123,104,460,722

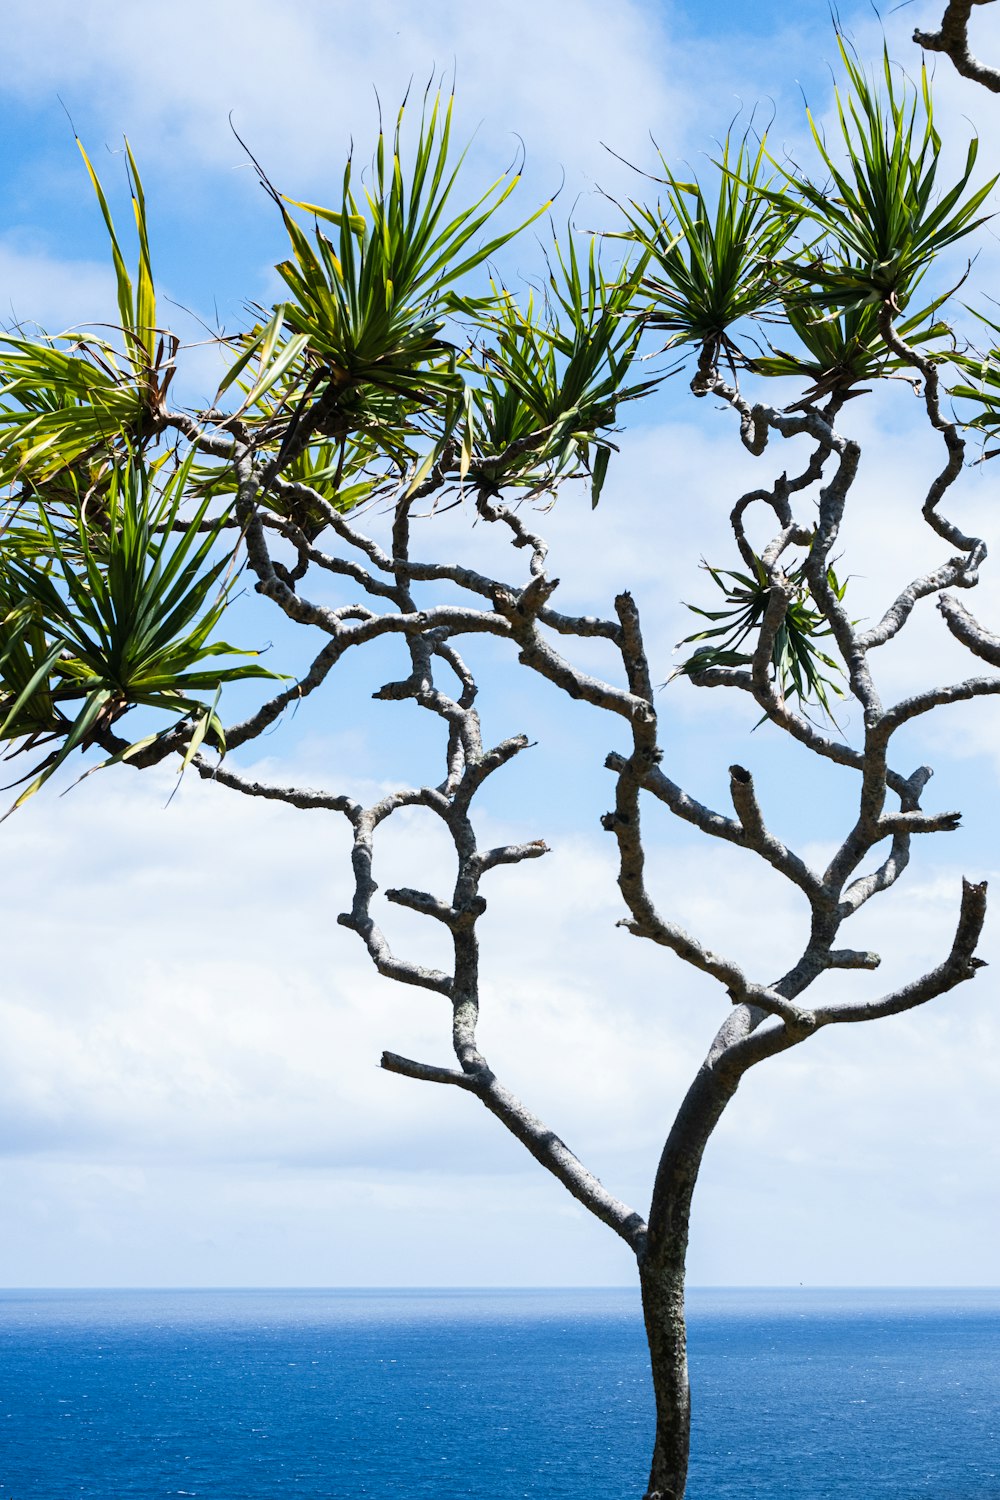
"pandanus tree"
2,34,999,1498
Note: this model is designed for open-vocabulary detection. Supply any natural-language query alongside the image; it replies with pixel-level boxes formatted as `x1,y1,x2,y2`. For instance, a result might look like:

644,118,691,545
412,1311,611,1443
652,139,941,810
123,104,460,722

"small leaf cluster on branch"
1,37,999,1497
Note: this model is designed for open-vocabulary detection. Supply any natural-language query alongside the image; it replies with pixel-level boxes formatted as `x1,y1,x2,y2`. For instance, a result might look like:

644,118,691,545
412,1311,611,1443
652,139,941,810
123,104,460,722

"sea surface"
0,1286,996,1499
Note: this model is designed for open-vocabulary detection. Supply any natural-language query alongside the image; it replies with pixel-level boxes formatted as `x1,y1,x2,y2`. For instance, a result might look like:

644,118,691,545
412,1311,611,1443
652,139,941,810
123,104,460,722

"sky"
1,0,1000,1289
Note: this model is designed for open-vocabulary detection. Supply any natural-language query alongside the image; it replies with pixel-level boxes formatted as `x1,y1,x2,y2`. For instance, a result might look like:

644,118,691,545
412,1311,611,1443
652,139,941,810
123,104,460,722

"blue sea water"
0,1287,996,1499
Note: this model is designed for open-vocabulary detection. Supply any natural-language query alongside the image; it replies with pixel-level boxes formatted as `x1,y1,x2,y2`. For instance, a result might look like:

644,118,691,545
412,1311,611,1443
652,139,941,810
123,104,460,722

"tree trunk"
640,1257,691,1500
639,1050,744,1499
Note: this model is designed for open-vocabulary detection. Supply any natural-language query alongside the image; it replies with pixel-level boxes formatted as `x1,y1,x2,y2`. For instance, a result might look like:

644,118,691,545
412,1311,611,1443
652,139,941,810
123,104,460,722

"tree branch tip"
380,1050,476,1087
826,948,882,971
729,764,752,784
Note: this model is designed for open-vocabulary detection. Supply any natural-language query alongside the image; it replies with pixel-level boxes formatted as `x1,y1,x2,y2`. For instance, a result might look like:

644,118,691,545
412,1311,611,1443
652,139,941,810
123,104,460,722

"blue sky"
0,0,999,1289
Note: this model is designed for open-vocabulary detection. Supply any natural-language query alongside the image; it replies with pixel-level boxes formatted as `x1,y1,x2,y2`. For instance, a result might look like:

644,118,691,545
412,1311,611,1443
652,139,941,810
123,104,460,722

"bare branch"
194,757,359,813
470,841,550,874
860,557,979,651
914,1,1000,92
337,905,455,996
223,639,344,751
270,475,395,572
835,764,932,916
825,949,882,971
881,673,1000,732
816,879,988,1024
263,516,399,600
163,409,242,459
476,488,548,576
385,1035,648,1250
878,306,986,569
938,592,1000,664
472,1071,649,1252
381,1051,478,1089
728,765,825,901
385,887,487,929
514,617,654,723
606,753,745,848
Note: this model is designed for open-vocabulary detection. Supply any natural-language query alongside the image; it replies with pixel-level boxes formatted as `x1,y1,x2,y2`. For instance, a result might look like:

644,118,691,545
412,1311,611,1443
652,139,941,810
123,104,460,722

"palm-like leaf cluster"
675,556,847,719
769,42,994,314
271,91,537,403
622,136,798,363
0,141,176,494
0,95,659,806
950,312,1000,452
460,233,657,503
750,290,952,401
0,458,279,813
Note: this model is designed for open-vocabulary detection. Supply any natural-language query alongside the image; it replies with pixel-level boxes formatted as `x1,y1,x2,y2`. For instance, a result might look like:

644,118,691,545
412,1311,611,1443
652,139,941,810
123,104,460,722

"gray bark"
914,1,1000,91
639,1059,741,1499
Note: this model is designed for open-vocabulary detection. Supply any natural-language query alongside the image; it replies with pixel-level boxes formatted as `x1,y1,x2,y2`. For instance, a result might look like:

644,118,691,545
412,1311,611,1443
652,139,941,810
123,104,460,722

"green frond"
767,41,995,315
674,554,847,720
0,451,284,814
266,91,548,426
622,133,799,359
456,234,657,502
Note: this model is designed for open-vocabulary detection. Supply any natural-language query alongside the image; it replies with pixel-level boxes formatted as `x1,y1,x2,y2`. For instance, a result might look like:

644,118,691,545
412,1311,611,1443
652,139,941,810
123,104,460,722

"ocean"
0,1287,996,1498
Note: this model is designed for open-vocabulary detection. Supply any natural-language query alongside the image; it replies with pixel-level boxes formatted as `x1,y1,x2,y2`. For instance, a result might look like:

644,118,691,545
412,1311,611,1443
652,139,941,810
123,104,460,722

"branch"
880,673,1000,733
825,949,882,971
337,906,455,996
380,1051,648,1251
606,753,745,848
614,901,748,992
878,306,985,568
194,757,359,813
163,409,242,459
222,639,344,751
470,840,550,874
263,516,399,600
816,878,988,1023
476,487,548,576
688,661,872,770
381,1051,477,1089
860,557,980,652
914,1,1000,92
836,764,932,917
727,765,826,902
513,615,654,724
385,887,487,929
938,592,1000,665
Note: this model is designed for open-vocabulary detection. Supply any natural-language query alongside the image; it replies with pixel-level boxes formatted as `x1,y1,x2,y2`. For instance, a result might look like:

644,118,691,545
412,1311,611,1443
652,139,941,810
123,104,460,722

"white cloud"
0,236,116,334
0,727,995,1286
0,0,698,205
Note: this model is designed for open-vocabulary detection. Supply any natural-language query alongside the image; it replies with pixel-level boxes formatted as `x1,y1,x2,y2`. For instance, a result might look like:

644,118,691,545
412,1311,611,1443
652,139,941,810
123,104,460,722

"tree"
1,24,998,1499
